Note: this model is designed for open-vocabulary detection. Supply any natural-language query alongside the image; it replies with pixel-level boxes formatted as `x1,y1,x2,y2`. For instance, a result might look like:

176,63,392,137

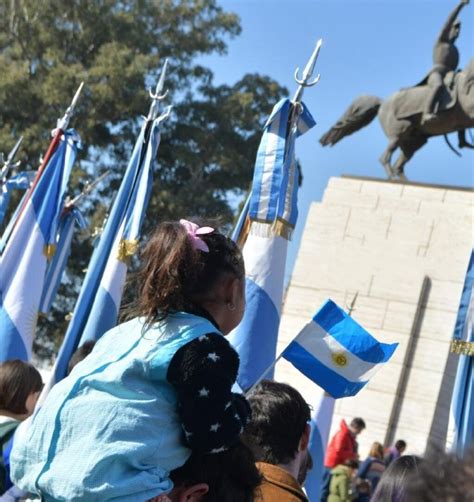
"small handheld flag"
283,299,398,398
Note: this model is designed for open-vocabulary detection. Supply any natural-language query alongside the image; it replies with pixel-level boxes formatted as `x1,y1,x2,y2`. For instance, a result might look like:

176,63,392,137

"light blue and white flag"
283,299,398,398
0,130,79,362
42,108,170,393
449,250,474,458
229,99,315,391
305,392,335,501
0,171,34,227
39,207,87,314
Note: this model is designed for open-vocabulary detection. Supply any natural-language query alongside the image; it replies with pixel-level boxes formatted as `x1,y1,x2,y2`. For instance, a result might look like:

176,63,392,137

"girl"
356,441,386,500
11,220,250,502
0,360,43,497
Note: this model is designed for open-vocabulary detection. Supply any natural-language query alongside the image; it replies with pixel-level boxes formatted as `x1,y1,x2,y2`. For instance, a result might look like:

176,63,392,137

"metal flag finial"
293,38,323,103
148,59,169,120
57,82,85,131
0,136,24,183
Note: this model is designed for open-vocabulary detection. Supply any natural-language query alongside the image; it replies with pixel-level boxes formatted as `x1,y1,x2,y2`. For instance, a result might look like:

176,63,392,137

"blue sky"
200,0,474,279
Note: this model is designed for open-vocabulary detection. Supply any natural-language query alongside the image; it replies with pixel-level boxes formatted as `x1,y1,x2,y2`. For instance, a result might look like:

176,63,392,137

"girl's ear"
181,483,209,501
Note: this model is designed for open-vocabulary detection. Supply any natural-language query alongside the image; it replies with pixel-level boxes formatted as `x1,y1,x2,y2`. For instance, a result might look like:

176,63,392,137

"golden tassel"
117,239,139,262
43,244,57,260
450,340,474,356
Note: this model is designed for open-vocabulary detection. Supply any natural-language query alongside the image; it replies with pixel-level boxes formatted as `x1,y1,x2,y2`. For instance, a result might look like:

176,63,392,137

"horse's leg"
379,138,399,179
394,136,428,180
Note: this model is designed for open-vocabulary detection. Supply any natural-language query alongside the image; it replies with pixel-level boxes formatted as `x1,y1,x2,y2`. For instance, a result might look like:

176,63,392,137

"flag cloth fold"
0,130,79,362
305,392,335,501
43,108,170,392
0,171,35,227
229,98,315,391
449,250,474,457
39,207,87,314
283,299,398,398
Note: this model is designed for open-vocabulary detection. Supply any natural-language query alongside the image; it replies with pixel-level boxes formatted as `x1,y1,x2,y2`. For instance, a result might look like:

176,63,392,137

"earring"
227,302,236,311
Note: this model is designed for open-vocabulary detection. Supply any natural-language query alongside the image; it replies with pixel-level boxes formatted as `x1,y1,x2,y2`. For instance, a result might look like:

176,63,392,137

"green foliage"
0,0,288,360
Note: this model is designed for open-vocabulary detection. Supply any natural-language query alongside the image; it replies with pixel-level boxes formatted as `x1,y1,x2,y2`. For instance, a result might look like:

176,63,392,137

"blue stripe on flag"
314,300,396,363
80,286,119,345
283,341,367,398
230,278,280,391
0,300,28,361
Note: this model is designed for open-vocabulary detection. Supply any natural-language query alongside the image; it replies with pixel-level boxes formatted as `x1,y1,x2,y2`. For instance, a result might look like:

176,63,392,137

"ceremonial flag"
0,130,80,362
41,98,171,392
39,207,87,314
449,250,474,457
305,392,335,501
229,98,316,391
283,299,398,398
0,171,34,227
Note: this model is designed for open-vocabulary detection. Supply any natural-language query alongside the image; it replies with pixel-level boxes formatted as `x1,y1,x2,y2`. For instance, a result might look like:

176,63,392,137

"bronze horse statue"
320,59,474,179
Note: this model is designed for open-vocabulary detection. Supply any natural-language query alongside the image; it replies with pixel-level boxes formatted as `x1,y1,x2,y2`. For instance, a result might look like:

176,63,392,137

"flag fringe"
450,340,474,356
117,239,139,262
249,220,294,240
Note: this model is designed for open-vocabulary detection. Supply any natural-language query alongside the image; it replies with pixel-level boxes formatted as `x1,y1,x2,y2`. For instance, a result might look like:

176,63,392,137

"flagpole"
13,82,84,228
245,351,286,396
231,39,323,247
0,136,23,185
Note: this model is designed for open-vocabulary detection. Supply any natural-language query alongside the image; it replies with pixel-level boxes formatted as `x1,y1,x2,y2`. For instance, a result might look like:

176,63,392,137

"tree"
0,0,288,360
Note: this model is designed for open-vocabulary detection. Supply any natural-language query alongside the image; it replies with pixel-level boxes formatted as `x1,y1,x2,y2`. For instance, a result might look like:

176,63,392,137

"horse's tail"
320,95,382,146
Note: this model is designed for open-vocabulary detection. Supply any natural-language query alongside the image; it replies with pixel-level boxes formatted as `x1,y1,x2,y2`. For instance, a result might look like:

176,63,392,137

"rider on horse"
422,0,469,123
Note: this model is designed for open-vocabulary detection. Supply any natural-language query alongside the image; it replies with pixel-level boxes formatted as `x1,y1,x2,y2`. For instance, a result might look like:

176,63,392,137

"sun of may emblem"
331,351,348,367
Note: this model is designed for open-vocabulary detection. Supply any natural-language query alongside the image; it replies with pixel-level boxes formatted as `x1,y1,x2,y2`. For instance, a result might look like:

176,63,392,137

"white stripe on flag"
296,321,384,382
242,226,288,312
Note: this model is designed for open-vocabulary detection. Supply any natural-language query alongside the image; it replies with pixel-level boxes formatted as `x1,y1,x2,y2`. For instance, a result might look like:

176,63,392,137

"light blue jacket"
11,313,220,501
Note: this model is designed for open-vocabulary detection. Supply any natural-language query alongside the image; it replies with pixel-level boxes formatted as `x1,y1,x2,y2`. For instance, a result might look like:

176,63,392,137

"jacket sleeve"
167,333,251,454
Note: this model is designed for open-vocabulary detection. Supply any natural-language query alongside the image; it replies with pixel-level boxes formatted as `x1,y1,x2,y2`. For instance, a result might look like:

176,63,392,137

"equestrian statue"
320,0,473,180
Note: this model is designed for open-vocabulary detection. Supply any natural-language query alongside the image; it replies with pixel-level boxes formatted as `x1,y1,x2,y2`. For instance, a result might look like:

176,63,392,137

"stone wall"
275,176,473,456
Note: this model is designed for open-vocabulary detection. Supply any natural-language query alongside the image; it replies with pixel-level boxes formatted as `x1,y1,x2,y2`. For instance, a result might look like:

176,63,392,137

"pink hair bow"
179,219,215,253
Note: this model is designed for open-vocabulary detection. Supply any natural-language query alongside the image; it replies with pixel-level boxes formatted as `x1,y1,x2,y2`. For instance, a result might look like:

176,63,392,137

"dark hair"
395,439,407,451
127,221,244,326
0,360,43,414
170,440,261,502
242,380,311,465
344,458,359,469
350,417,366,430
67,341,96,375
405,448,474,502
371,455,423,502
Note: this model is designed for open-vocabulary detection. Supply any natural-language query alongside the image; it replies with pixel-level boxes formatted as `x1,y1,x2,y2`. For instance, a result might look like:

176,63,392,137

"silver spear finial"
148,59,169,120
293,38,323,104
0,136,24,183
57,82,84,131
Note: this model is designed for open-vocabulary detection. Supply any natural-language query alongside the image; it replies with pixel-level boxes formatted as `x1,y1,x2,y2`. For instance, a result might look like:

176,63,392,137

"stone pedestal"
275,176,473,455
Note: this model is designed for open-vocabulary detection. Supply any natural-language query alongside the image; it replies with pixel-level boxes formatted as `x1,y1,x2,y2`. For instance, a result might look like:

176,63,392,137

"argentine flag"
41,108,170,395
283,300,398,398
229,98,316,391
0,130,79,362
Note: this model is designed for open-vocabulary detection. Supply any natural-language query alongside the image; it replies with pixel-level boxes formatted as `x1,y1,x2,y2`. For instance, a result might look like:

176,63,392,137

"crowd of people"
0,220,473,501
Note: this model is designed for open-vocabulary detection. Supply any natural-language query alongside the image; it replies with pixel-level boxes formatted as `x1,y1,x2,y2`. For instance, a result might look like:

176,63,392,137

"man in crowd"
320,417,366,501
242,380,312,501
384,439,407,467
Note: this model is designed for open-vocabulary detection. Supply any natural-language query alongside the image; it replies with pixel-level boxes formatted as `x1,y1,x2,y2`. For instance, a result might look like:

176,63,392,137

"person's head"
166,440,261,502
67,341,96,375
242,380,311,481
130,220,245,335
349,417,366,436
450,19,461,41
0,360,43,419
341,458,359,480
395,439,407,454
371,455,423,502
405,447,474,502
369,441,384,460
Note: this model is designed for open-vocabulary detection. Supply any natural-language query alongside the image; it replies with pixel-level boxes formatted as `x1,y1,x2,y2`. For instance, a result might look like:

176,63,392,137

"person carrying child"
10,219,250,502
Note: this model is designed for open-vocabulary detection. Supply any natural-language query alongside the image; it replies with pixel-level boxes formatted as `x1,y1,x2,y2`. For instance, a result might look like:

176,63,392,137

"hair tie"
179,219,215,253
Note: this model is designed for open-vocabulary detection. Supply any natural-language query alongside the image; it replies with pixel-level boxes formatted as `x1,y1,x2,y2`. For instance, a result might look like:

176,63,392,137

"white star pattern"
198,387,210,397
198,335,209,342
207,352,220,362
210,422,221,432
210,446,227,454
234,413,240,421
225,401,232,410
183,427,193,439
